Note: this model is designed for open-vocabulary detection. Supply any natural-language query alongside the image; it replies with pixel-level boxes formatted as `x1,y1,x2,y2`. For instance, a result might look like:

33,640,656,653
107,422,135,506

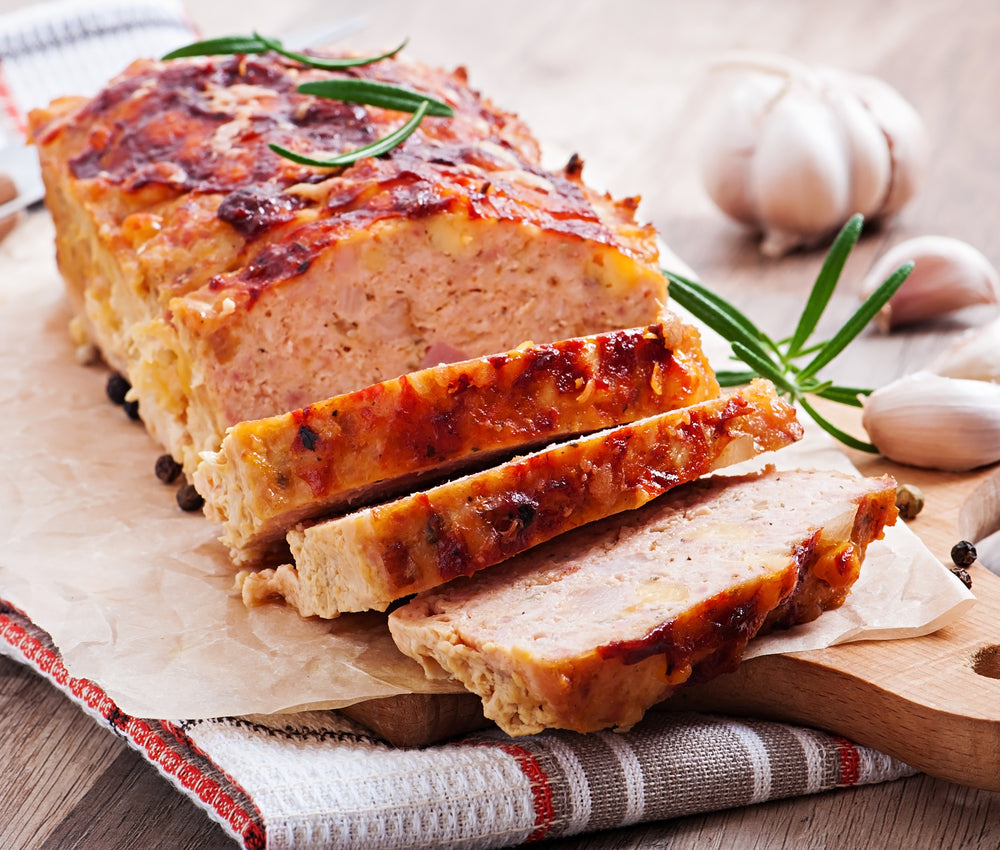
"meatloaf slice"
240,379,802,617
196,316,719,565
29,51,668,472
388,467,898,736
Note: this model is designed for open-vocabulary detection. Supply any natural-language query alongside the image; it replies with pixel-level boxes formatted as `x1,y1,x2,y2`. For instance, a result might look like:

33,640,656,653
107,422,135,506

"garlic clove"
972,528,1000,575
860,235,1000,331
699,72,785,227
751,89,851,256
818,69,930,216
861,371,1000,470
824,83,892,219
928,315,1000,382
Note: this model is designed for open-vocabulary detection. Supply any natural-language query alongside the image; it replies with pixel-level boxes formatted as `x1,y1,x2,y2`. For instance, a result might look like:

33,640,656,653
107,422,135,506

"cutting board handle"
667,564,1000,791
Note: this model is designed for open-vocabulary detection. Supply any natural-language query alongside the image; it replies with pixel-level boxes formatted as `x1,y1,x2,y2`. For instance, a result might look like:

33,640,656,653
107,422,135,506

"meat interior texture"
388,467,899,737
29,45,883,741
195,317,720,566
240,380,803,618
28,52,668,473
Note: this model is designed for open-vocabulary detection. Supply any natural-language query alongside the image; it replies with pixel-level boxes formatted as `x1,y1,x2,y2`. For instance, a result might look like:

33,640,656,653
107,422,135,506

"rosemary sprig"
665,214,912,452
163,32,407,70
270,100,430,166
162,33,453,168
296,78,452,117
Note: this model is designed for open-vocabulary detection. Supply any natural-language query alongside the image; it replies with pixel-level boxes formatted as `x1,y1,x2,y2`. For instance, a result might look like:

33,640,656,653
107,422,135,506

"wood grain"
657,412,1000,791
345,434,1000,772
668,564,1000,791
542,773,1000,850
0,655,234,850
339,691,489,746
2,0,1000,847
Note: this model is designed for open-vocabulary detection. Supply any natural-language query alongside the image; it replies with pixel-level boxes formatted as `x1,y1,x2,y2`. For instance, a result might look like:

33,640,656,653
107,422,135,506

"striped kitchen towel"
0,598,918,850
0,0,195,144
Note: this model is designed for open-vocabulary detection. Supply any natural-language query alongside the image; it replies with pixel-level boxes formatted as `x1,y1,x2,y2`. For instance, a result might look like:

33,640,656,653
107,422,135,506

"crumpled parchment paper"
0,214,974,720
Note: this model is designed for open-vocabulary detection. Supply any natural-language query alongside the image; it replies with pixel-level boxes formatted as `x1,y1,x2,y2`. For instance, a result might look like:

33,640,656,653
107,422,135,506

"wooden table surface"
2,0,999,847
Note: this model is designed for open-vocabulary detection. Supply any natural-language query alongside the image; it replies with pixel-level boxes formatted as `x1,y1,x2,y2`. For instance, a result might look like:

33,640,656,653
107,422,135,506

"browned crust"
580,477,899,728
759,480,899,631
387,470,898,736
268,379,802,616
27,53,660,323
196,317,721,565
29,52,670,470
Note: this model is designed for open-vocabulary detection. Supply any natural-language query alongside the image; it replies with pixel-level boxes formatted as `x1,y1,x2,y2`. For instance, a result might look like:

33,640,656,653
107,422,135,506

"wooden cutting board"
663,451,1000,794
343,452,1000,793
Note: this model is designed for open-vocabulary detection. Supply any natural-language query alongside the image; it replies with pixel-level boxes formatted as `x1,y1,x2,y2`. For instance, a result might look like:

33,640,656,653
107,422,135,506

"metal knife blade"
0,144,44,219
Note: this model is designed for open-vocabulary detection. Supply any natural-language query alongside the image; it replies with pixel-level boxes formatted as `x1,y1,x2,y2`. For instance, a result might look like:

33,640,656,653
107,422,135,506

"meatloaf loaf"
388,467,899,736
29,50,669,472
239,379,802,617
196,317,719,565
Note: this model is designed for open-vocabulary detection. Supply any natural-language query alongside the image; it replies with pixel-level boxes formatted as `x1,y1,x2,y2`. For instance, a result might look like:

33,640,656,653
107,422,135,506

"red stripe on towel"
0,602,266,850
0,61,25,134
495,742,556,842
833,735,861,786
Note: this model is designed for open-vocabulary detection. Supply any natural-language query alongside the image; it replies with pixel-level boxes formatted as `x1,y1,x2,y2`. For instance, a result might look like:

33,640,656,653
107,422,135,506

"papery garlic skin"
829,70,929,217
824,81,892,220
700,52,928,257
750,89,852,255
862,371,1000,471
700,70,783,228
860,236,1000,331
928,315,1000,382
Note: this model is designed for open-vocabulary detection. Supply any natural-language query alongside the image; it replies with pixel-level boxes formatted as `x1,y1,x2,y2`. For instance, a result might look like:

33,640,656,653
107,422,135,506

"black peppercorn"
950,567,973,589
176,483,204,512
155,454,183,484
951,540,977,568
106,372,131,406
123,399,141,421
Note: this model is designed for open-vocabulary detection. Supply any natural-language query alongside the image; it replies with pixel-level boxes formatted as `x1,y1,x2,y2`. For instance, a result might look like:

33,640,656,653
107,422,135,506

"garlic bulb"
928,314,1000,382
862,371,1000,470
700,52,929,257
859,236,1000,331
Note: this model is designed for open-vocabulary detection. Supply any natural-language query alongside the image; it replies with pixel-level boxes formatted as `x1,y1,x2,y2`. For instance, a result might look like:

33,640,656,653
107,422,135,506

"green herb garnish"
295,78,452,117
162,33,453,168
269,100,430,166
664,214,912,452
163,32,407,70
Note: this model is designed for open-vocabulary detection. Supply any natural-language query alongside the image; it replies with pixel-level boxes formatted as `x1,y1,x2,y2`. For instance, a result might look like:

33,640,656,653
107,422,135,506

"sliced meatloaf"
29,50,669,472
240,379,802,617
195,316,719,565
388,467,898,736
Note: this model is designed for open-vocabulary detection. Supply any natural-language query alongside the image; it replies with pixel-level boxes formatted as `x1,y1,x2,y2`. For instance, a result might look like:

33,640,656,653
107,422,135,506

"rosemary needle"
665,214,912,452
163,33,408,70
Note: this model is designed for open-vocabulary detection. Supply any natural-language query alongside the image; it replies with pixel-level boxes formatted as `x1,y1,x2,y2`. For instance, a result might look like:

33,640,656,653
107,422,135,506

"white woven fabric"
0,0,194,144
1,599,921,849
0,6,926,847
